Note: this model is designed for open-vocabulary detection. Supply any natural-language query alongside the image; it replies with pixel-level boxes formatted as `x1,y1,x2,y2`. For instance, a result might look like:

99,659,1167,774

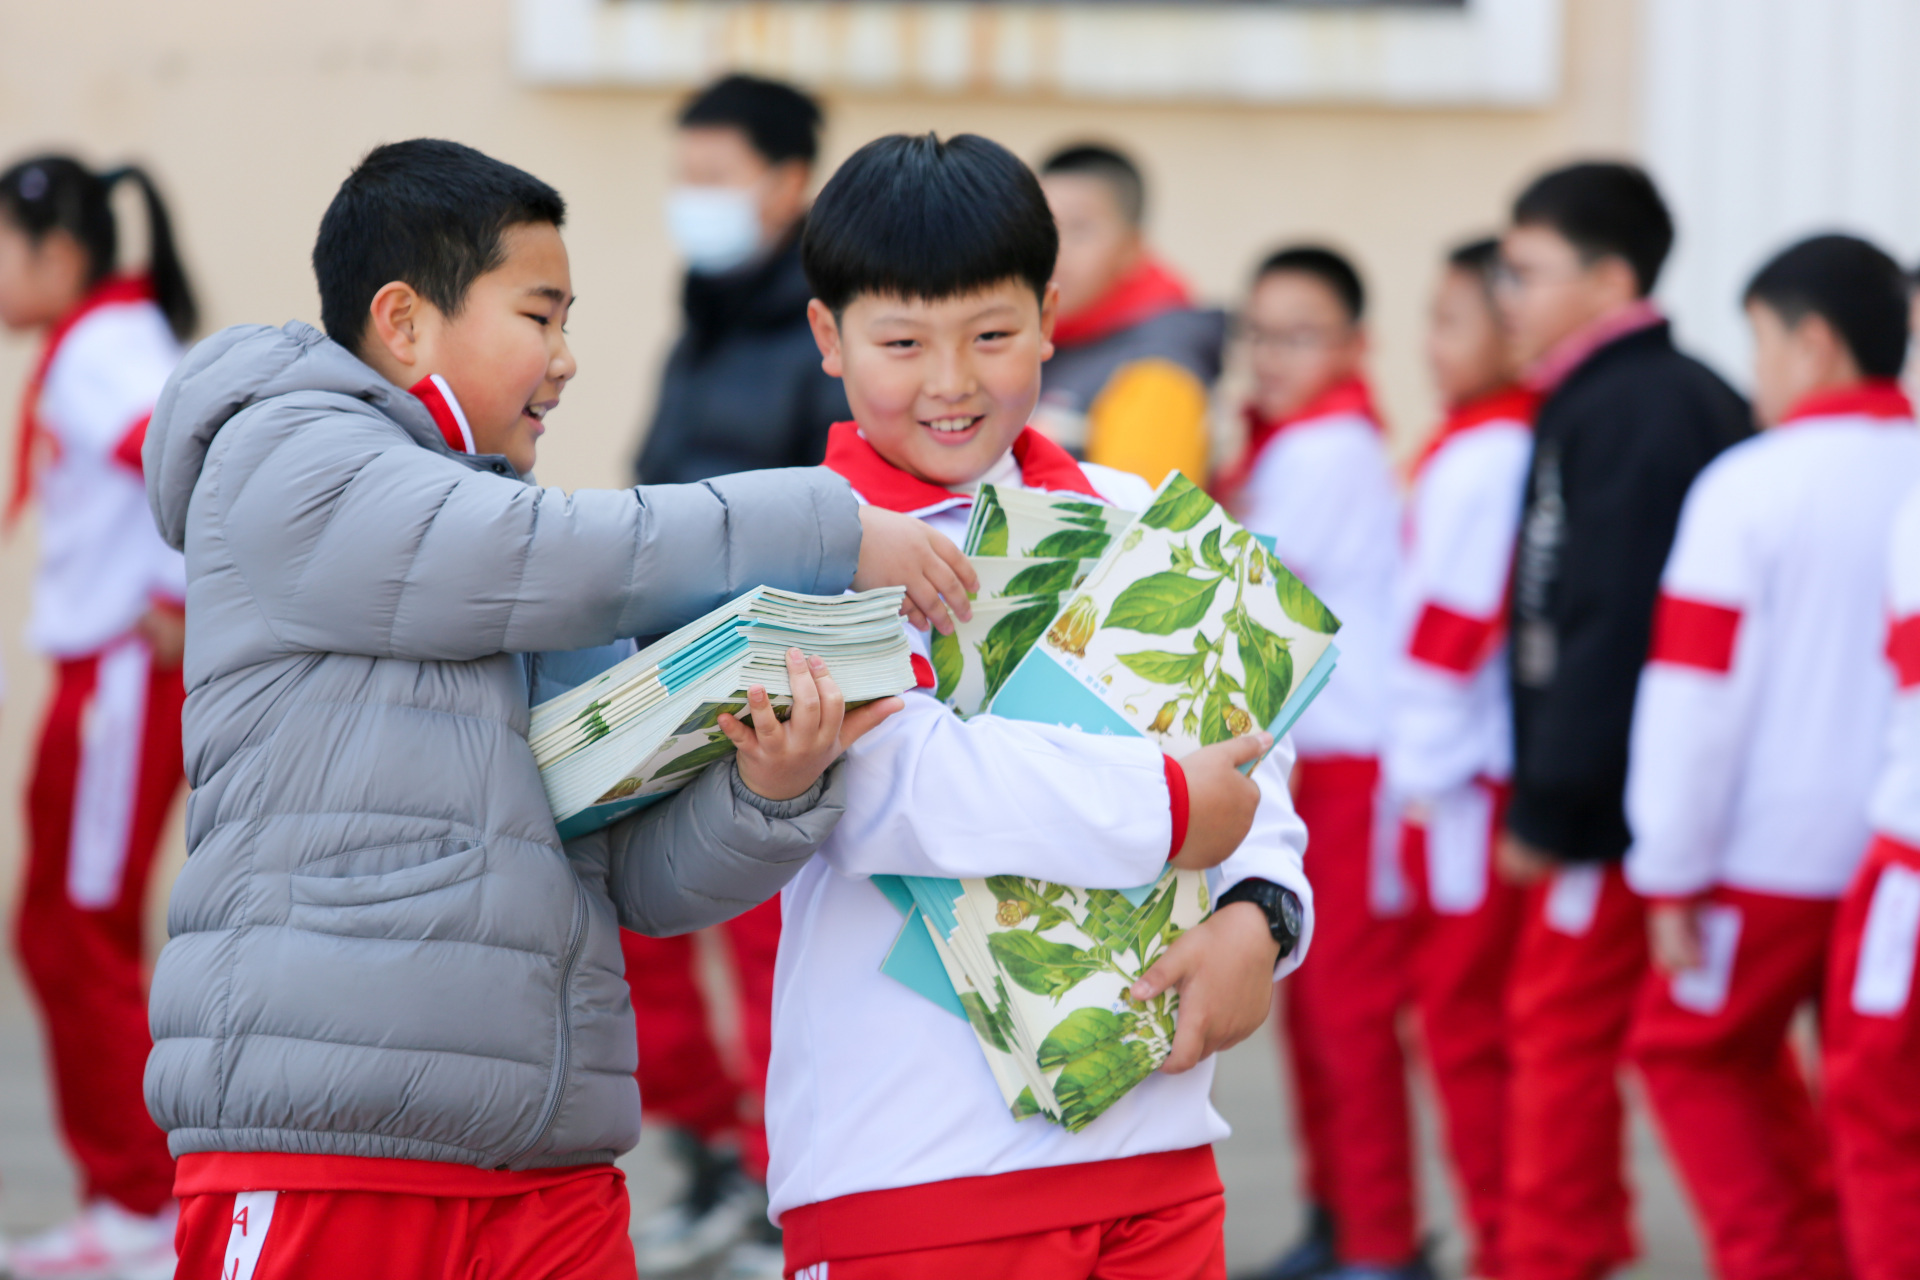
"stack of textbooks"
530,587,914,840
877,472,1342,1131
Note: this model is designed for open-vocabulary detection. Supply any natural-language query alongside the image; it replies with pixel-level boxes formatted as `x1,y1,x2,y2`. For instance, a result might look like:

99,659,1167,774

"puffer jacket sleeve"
585,759,846,937
224,416,862,660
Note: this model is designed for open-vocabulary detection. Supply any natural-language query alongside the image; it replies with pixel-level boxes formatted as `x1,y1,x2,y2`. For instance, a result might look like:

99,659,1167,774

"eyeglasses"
1237,322,1350,353
1491,261,1589,295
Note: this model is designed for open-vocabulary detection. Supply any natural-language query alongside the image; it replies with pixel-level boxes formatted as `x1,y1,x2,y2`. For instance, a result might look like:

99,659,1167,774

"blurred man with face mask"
635,74,847,485
1033,143,1224,487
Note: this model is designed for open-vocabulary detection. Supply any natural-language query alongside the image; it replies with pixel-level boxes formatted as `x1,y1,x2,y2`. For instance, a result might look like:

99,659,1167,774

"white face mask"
666,185,763,275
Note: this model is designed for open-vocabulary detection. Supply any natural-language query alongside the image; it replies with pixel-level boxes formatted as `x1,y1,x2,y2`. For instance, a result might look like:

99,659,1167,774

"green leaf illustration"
1138,474,1214,532
652,732,736,779
1035,1006,1128,1070
1200,526,1230,573
1234,614,1295,727
973,493,1009,556
1136,882,1179,954
1116,649,1206,687
1270,554,1341,634
1028,528,1112,560
1055,1039,1157,1132
977,595,1060,703
988,930,1101,998
1226,528,1251,551
672,699,748,736
1169,543,1198,573
1002,558,1081,597
578,700,613,745
1012,1086,1044,1120
959,991,1011,1052
1080,889,1142,948
1200,685,1231,746
1106,572,1223,635
929,630,963,703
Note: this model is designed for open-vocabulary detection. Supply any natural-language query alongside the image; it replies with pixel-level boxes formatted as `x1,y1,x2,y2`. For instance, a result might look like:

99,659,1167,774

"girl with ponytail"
0,155,193,1278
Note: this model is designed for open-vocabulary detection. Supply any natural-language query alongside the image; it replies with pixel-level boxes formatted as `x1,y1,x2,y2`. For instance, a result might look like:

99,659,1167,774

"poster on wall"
514,0,1558,106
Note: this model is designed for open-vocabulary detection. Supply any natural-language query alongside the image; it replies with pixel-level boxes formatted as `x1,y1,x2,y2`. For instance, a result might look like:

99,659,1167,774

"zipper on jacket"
503,877,590,1167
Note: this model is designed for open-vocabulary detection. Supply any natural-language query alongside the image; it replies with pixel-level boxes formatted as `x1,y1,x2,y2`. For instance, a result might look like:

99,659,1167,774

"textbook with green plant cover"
529,587,915,841
876,471,1341,1131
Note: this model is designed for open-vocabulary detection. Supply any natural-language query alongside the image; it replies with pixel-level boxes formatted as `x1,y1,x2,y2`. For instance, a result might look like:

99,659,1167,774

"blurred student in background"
1386,236,1536,1280
0,155,195,1280
1495,161,1750,1280
1033,143,1223,486
1220,247,1413,1280
626,73,848,1280
633,73,848,485
1830,399,1920,1280
1623,232,1915,1280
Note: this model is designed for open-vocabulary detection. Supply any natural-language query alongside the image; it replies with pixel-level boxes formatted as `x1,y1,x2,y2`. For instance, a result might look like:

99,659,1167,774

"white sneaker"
718,1237,785,1280
8,1200,176,1280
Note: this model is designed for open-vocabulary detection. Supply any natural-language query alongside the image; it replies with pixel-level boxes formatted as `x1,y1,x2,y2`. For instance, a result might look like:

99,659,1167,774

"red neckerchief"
1778,379,1915,427
1525,298,1664,395
1211,375,1380,510
1052,256,1193,349
1410,384,1539,481
822,420,1102,516
8,275,155,529
408,374,477,454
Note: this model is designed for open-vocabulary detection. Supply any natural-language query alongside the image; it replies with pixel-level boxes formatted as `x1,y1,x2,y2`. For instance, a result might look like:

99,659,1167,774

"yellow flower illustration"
1046,595,1098,658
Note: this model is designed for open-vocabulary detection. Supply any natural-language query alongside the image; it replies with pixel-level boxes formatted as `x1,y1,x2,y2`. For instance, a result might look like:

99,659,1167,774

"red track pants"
621,897,781,1180
1629,887,1846,1280
1401,781,1523,1279
1825,834,1920,1280
1281,755,1415,1267
13,642,184,1215
175,1173,635,1280
1503,863,1645,1280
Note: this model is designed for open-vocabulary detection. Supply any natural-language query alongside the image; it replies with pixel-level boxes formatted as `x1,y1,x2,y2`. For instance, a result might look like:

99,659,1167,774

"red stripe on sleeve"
909,653,936,689
1407,602,1497,675
1649,594,1742,673
1163,755,1189,861
1887,615,1920,689
111,412,151,476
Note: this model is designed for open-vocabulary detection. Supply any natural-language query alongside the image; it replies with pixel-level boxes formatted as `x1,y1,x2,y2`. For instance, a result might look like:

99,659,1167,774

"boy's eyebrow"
525,285,573,306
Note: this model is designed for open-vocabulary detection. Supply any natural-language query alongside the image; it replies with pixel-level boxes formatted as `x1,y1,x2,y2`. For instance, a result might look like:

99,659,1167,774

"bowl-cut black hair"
314,139,565,353
1512,161,1673,297
803,132,1058,315
1254,244,1367,324
1745,233,1911,379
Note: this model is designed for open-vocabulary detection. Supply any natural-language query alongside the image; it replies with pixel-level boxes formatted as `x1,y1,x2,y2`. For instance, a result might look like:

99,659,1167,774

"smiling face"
808,279,1058,487
362,221,576,475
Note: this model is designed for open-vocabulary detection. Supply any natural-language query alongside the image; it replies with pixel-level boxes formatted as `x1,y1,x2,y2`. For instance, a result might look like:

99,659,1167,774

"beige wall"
0,0,1637,943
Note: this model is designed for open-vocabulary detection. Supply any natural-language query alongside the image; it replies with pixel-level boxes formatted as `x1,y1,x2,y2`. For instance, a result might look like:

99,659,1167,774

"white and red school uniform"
1386,385,1535,1278
12,276,188,1218
1223,376,1410,1266
1824,477,1920,1280
1622,381,1920,1280
765,423,1314,1279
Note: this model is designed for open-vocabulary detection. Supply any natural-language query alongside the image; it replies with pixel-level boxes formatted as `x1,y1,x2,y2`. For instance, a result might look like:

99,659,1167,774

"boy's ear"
367,280,429,373
807,298,845,379
1038,282,1059,363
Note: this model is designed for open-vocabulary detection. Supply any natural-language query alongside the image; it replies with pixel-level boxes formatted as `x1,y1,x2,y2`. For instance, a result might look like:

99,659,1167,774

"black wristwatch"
1214,878,1303,960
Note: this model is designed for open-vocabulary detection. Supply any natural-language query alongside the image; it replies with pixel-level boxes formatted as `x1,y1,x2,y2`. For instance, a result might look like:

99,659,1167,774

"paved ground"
0,949,1710,1278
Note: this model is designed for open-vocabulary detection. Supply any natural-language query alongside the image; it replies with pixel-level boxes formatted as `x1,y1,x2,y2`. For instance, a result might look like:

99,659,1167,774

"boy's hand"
853,507,978,634
719,649,903,801
1129,901,1280,1074
135,604,187,671
1648,899,1704,976
1170,733,1271,870
1495,831,1557,886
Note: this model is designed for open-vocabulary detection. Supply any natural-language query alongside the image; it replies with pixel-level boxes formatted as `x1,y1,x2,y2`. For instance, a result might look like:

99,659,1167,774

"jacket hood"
145,321,445,550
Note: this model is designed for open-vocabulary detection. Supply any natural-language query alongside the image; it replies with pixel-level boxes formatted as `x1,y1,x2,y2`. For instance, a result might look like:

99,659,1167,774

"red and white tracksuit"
11,278,187,1216
1386,387,1535,1278
1825,475,1920,1280
1231,378,1409,1266
1624,383,1920,1280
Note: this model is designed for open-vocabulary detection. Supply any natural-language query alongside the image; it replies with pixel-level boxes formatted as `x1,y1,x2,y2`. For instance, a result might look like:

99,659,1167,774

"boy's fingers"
901,600,934,632
1159,1011,1208,1075
785,650,821,739
840,696,903,749
746,685,783,747
1222,731,1271,768
1128,946,1191,1003
922,545,974,624
811,658,847,738
931,531,980,598
909,586,958,636
715,712,755,750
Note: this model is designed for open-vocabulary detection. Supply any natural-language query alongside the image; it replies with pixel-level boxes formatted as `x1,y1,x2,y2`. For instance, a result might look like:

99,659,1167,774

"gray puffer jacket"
143,321,861,1169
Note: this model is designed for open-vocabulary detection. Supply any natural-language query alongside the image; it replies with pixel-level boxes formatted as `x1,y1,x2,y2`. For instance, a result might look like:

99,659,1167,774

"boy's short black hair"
1511,161,1673,296
1040,142,1146,228
1255,245,1366,323
803,133,1057,315
314,139,565,352
678,74,823,167
1448,235,1503,285
1745,233,1911,379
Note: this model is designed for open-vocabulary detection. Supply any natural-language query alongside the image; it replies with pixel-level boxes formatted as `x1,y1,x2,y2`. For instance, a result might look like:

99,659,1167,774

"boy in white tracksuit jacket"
1623,234,1919,1280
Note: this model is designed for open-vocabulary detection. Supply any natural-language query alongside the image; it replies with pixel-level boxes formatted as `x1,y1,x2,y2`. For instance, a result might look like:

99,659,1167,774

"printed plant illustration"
1042,473,1340,752
968,869,1210,1132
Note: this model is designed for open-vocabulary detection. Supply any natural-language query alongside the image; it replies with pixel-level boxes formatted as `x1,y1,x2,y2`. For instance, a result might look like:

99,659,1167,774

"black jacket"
635,227,849,484
1507,321,1752,862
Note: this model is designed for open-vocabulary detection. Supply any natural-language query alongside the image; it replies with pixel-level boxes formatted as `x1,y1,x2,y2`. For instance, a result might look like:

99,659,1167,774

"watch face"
1278,889,1303,941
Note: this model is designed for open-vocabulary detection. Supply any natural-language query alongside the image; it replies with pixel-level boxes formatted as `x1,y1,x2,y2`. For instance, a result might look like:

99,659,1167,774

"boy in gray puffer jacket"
141,139,975,1279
